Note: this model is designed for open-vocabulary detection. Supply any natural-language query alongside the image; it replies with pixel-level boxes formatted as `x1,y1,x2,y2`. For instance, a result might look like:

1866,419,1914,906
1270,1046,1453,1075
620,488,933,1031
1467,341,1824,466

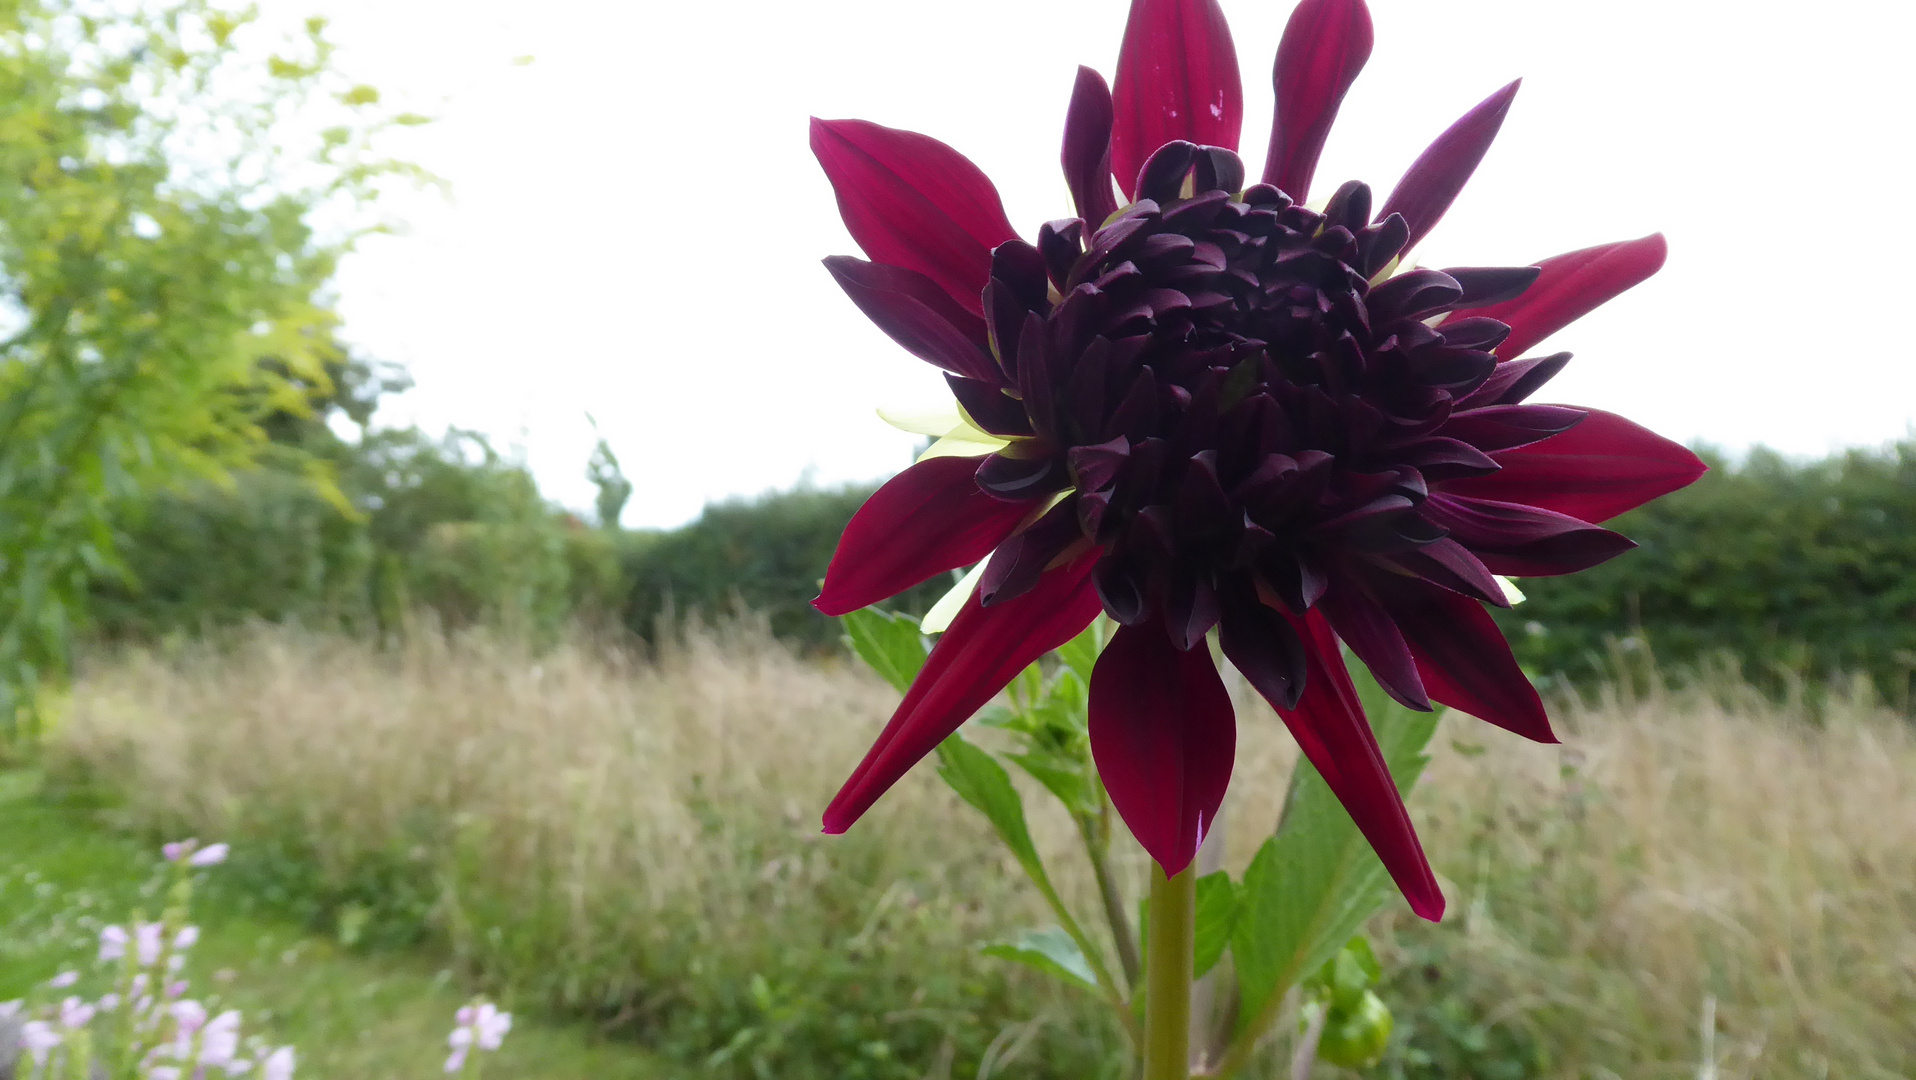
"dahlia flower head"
810,0,1704,919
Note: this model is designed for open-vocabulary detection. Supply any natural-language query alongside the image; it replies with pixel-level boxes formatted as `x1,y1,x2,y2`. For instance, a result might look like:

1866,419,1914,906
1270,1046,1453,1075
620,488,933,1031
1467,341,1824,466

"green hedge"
91,425,1916,704
1501,444,1916,702
620,484,951,651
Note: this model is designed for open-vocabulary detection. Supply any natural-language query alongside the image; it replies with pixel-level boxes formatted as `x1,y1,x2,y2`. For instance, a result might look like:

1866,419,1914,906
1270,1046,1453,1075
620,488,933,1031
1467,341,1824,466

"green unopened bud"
1315,990,1392,1069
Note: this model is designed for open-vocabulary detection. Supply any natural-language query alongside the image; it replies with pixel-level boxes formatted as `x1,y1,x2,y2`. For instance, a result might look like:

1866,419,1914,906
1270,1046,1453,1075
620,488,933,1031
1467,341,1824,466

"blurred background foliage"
0,0,426,744
83,405,1916,705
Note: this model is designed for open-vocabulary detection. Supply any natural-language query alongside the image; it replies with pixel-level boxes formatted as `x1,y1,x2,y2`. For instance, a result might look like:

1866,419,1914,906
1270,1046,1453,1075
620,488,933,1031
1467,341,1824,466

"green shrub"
1504,443,1916,701
621,484,952,651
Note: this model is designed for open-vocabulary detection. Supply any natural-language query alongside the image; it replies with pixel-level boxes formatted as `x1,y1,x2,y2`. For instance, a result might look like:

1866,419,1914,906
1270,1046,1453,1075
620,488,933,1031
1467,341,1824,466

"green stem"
1076,806,1141,991
1027,867,1138,1045
1142,862,1196,1080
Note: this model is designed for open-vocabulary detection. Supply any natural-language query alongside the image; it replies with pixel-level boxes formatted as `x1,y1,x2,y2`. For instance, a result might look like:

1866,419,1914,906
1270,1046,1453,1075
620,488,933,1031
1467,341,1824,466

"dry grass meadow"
46,622,1916,1078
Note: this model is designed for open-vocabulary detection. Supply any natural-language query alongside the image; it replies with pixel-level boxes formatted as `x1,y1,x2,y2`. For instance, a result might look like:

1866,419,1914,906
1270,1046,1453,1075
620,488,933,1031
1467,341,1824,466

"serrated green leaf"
935,732,1044,879
1054,617,1107,683
1007,751,1093,813
1194,870,1239,977
982,927,1098,991
1230,666,1439,1036
839,607,929,694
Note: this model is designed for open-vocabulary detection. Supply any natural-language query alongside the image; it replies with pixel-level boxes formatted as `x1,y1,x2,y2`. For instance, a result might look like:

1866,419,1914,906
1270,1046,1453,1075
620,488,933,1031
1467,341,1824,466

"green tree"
0,0,421,747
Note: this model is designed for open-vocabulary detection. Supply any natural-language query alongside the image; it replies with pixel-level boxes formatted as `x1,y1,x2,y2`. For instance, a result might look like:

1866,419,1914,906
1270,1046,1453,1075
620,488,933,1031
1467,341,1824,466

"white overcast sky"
298,0,1915,529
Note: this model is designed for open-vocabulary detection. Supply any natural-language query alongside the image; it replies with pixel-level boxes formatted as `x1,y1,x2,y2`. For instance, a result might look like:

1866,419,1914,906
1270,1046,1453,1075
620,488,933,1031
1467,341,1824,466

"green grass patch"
0,770,665,1079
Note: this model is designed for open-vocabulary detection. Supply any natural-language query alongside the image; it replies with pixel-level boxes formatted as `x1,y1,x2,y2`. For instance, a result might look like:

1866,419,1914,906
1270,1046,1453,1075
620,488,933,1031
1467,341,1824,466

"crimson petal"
815,456,1033,617
823,257,1000,385
1378,79,1520,252
1384,577,1555,743
1261,0,1373,204
1088,620,1236,875
811,118,1020,317
1320,579,1430,711
1455,234,1667,359
1445,409,1707,523
1062,66,1121,227
823,554,1102,833
1422,493,1635,577
1218,589,1306,709
1272,610,1444,920
1110,0,1244,201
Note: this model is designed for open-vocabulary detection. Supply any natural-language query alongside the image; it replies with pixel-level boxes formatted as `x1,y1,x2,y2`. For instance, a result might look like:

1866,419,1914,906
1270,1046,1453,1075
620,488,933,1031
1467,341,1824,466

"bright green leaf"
982,927,1098,991
839,607,929,695
934,732,1045,881
1194,870,1239,977
1230,664,1439,1036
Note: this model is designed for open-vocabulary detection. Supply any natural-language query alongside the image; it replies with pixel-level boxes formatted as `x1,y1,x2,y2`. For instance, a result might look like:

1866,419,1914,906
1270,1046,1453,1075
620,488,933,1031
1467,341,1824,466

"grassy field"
0,770,667,1079
21,622,1916,1078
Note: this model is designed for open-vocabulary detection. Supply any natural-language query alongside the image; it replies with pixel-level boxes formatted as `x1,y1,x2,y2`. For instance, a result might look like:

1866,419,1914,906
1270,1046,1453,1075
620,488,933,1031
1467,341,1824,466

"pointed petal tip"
1409,886,1446,922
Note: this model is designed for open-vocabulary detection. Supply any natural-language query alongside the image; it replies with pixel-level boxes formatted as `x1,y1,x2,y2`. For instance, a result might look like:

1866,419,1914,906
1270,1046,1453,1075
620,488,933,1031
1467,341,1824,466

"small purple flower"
0,1000,21,1021
58,996,95,1029
474,1005,511,1052
445,1000,512,1072
96,994,120,1012
135,922,165,967
47,971,78,989
262,1046,296,1080
188,844,230,868
20,1020,61,1065
199,1009,243,1067
162,839,196,863
171,999,208,1036
174,926,200,950
99,924,129,963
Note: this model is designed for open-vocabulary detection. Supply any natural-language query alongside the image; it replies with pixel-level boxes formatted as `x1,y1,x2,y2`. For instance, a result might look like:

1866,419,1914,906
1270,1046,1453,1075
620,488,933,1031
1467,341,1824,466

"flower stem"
1143,861,1196,1080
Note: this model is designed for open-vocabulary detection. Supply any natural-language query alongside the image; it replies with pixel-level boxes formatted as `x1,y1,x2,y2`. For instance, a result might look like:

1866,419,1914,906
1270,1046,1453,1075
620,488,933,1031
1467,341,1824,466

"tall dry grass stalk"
52,623,1916,1077
1372,671,1916,1079
54,621,1112,1073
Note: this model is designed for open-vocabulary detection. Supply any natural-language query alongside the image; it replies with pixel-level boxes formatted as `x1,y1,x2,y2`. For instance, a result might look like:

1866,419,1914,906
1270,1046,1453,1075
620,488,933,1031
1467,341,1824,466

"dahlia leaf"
840,606,930,695
815,455,1027,617
982,927,1099,992
1110,0,1244,200
935,730,1048,884
1263,0,1374,203
1193,869,1240,978
1230,665,1438,1041
810,117,1019,316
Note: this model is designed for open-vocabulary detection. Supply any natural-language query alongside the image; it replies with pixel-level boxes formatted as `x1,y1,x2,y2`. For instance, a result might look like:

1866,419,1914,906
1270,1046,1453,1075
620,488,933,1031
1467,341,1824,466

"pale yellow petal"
1497,576,1526,605
921,561,987,634
877,404,965,437
916,428,1010,463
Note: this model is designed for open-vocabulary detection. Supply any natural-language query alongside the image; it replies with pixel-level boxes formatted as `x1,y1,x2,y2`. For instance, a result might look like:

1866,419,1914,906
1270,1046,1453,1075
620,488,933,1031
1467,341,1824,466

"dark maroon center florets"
963,141,1580,696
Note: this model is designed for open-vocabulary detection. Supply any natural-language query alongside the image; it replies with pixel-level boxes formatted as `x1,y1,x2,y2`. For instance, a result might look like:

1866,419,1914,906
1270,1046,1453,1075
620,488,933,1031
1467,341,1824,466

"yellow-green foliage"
0,0,420,742
52,626,1916,1078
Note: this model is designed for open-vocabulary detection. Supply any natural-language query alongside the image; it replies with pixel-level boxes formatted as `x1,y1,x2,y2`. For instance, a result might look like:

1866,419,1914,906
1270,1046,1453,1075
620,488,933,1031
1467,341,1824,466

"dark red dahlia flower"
810,0,1703,920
